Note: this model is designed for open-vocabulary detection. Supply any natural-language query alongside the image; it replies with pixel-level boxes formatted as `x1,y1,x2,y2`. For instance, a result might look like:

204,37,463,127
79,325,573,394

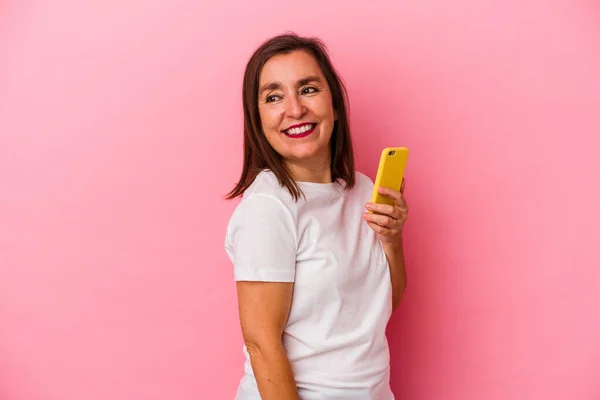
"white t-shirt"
224,170,394,400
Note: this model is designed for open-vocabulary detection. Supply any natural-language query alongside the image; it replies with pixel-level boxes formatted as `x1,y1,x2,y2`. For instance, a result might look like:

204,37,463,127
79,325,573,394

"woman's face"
257,50,336,173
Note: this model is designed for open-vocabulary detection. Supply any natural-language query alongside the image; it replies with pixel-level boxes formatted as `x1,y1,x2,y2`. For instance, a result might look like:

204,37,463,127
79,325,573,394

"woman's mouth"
283,123,316,138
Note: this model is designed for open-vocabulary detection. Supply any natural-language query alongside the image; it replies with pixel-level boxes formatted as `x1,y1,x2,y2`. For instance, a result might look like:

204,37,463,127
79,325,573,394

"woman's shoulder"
354,170,374,186
240,169,296,206
351,170,375,194
225,171,297,246
228,170,294,221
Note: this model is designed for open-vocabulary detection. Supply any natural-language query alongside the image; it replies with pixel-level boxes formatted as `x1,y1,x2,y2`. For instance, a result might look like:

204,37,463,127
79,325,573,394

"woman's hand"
362,181,408,247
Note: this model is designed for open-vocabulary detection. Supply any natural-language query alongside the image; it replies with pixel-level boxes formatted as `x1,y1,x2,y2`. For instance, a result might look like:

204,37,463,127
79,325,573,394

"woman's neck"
285,159,332,184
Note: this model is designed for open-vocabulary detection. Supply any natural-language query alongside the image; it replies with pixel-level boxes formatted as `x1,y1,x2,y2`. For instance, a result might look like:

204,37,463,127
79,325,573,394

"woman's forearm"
247,341,299,400
382,238,407,310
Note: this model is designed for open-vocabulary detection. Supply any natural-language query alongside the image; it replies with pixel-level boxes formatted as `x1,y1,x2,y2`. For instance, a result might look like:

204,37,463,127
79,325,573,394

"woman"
224,33,409,400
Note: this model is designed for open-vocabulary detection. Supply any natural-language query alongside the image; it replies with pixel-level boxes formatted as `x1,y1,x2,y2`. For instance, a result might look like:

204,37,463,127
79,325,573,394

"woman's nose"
284,94,306,119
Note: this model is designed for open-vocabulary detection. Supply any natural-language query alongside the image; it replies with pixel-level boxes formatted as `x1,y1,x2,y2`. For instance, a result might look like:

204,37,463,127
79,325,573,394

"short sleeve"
224,194,297,282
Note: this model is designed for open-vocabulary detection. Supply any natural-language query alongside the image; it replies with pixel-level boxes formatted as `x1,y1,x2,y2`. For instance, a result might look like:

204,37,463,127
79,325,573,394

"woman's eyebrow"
297,76,323,87
259,81,281,95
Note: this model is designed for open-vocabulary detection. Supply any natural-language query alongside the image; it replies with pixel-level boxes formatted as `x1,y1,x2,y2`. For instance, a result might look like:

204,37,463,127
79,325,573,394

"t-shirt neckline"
297,178,345,195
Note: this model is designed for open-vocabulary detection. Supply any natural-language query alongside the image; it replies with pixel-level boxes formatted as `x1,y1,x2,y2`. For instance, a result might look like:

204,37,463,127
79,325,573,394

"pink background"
1,1,599,399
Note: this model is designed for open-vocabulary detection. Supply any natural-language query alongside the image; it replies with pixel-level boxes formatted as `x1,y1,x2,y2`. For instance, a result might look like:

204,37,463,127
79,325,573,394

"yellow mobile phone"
370,147,409,207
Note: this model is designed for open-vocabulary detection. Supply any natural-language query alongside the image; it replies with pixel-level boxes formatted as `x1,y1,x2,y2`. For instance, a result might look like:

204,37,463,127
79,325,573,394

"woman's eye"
302,87,318,94
265,94,281,103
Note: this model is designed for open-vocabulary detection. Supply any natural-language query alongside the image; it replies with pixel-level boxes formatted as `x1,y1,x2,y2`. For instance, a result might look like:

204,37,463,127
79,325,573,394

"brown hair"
226,32,355,201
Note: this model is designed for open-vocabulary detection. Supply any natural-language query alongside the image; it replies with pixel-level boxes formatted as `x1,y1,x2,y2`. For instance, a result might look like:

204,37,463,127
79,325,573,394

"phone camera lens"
389,151,396,156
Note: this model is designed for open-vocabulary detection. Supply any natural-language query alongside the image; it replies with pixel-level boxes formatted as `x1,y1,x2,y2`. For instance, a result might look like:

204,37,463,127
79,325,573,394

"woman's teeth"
286,124,314,135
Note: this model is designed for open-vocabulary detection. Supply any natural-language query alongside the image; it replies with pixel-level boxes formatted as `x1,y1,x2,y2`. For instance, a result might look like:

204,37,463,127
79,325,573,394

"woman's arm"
381,239,407,310
363,183,410,311
236,281,299,400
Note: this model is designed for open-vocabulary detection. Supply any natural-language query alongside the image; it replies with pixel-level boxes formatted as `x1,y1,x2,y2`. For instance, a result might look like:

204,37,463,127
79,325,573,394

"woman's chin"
286,149,330,165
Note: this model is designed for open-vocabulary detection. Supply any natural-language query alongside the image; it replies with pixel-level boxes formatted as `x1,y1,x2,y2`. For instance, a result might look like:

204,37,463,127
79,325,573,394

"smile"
283,123,316,138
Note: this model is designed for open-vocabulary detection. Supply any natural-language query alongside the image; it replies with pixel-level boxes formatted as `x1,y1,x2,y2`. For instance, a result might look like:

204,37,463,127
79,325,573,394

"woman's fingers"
365,202,396,218
377,186,403,204
364,184,409,237
366,220,392,236
363,211,394,229
375,186,408,213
